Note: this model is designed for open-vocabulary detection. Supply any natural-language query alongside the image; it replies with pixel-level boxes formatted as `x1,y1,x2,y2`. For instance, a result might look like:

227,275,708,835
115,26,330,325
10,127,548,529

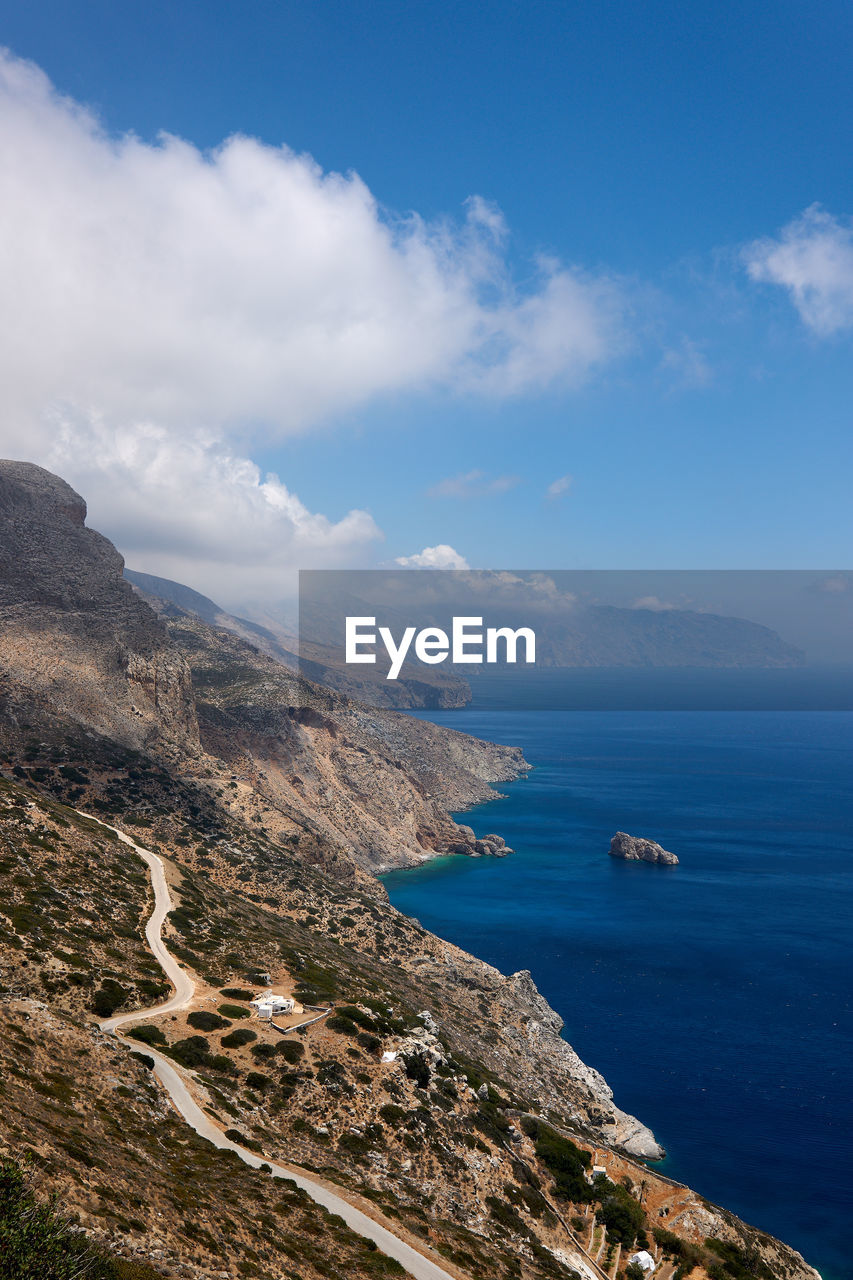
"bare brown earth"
0,462,821,1280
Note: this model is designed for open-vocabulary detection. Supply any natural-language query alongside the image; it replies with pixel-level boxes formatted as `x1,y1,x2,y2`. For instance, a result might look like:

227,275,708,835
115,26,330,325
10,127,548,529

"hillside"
0,461,820,1280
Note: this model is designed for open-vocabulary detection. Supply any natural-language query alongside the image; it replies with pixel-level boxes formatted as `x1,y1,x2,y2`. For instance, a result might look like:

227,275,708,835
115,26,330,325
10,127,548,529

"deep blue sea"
383,710,852,1280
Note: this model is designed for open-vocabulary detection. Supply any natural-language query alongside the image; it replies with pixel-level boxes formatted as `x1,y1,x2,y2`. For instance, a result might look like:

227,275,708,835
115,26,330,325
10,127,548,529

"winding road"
82,814,462,1280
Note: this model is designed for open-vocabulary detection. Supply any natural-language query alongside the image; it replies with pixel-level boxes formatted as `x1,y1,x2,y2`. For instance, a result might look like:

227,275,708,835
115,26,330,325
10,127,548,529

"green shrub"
705,1238,773,1280
0,1156,122,1278
205,1053,237,1074
187,1011,229,1032
167,1035,211,1068
218,1003,250,1020
128,1024,167,1047
326,1015,358,1036
403,1052,431,1089
221,1028,257,1048
220,988,255,1001
91,979,128,1018
337,1005,378,1031
595,1183,644,1247
525,1119,592,1204
276,1039,305,1064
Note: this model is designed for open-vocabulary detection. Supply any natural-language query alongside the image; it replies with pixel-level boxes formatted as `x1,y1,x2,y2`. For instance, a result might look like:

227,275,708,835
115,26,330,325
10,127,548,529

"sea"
382,704,853,1280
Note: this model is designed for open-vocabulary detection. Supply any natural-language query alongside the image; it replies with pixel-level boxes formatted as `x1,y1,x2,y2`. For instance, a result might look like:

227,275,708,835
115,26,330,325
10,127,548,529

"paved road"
79,813,461,1280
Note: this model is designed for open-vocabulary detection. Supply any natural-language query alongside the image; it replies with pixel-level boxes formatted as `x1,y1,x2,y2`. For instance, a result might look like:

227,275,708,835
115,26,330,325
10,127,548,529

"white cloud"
0,48,625,598
43,414,381,608
395,545,470,570
546,473,573,499
744,205,853,335
0,49,623,434
428,469,519,499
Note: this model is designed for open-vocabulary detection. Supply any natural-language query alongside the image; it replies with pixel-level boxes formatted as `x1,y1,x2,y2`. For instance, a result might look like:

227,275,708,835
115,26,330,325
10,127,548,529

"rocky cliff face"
0,461,198,751
142,604,527,873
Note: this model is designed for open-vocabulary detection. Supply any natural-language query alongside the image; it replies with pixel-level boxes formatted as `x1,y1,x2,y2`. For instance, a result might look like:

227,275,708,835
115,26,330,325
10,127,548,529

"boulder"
609,831,679,865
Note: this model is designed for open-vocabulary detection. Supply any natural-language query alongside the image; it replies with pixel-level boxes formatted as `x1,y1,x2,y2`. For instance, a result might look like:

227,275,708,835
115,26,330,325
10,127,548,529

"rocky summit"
609,831,680,865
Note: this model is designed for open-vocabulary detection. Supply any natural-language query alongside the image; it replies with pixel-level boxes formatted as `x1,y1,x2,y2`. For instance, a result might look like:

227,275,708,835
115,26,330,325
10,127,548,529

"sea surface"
383,710,852,1280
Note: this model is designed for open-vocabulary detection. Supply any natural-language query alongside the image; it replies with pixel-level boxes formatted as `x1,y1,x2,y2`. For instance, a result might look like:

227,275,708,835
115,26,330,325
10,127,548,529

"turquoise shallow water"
383,711,853,1280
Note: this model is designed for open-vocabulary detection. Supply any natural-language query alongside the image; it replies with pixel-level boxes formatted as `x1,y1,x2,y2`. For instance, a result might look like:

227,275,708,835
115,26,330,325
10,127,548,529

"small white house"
628,1251,656,1274
250,993,295,1019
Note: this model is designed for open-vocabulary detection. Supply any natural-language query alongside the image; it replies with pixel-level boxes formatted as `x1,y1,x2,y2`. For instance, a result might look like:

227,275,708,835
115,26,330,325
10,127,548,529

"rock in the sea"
609,831,679,865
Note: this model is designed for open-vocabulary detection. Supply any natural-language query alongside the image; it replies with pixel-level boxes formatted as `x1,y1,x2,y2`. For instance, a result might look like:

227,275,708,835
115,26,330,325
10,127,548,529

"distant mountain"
535,603,805,668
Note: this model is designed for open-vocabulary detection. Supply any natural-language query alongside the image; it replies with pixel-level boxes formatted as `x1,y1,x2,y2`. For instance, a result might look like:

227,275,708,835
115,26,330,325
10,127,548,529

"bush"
337,1005,378,1031
379,1103,406,1128
276,1039,305,1064
217,1003,250,1020
167,1035,211,1068
249,1042,277,1061
326,1015,358,1036
245,1071,270,1091
595,1183,644,1247
187,1011,229,1032
91,979,128,1018
526,1119,592,1204
128,1024,167,1047
403,1052,431,1089
705,1238,773,1280
0,1156,120,1279
221,1028,257,1048
220,988,254,1001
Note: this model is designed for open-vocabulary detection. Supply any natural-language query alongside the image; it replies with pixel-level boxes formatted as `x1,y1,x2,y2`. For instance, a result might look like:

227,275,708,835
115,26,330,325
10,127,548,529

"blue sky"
0,2,851,606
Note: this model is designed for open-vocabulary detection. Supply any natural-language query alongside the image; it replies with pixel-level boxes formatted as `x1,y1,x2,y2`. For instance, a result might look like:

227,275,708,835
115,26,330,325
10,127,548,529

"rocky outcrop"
435,825,513,857
149,607,527,874
609,831,679,865
0,460,198,752
494,968,665,1160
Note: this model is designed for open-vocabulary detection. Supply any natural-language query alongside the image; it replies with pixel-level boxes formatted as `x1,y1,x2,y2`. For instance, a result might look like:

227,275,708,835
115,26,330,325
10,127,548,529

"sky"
0,1,851,614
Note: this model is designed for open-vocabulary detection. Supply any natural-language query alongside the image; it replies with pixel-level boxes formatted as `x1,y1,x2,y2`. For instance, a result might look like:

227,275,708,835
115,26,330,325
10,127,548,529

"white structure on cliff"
628,1252,656,1273
250,993,294,1019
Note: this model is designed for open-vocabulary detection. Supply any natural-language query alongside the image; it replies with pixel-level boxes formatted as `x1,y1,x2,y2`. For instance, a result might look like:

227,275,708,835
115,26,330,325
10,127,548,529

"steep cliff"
0,461,198,751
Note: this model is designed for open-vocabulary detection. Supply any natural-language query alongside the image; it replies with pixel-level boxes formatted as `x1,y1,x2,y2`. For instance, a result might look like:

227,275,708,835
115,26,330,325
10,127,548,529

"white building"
250,993,295,1019
628,1251,656,1274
